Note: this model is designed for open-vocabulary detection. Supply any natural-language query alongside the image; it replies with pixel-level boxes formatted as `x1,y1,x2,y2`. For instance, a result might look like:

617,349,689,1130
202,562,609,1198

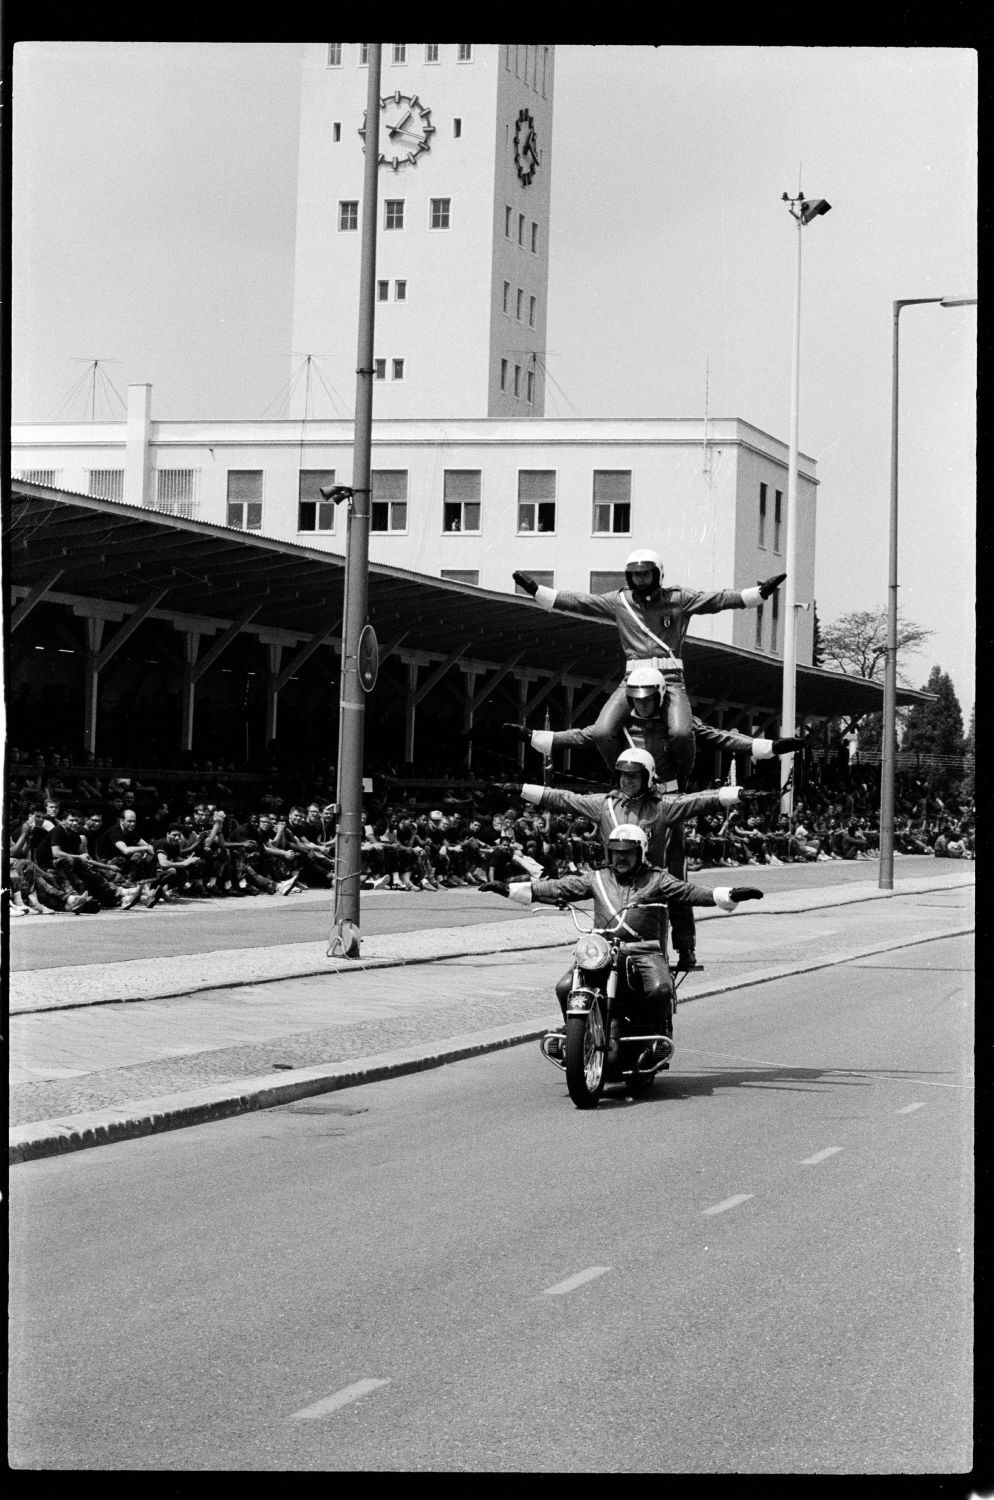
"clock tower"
290,43,555,419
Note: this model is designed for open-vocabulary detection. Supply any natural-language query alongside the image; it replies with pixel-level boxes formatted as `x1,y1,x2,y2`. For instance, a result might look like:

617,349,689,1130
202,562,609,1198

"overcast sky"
11,42,977,717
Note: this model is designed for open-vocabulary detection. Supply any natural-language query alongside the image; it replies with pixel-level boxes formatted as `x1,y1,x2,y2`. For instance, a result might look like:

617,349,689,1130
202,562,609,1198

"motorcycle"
542,901,699,1109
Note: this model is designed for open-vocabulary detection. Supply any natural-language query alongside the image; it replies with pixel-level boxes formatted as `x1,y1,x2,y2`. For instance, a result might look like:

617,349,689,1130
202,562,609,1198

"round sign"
358,623,379,692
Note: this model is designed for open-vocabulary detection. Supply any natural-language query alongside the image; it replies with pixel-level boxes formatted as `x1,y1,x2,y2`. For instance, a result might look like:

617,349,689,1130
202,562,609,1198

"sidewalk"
9,869,974,1163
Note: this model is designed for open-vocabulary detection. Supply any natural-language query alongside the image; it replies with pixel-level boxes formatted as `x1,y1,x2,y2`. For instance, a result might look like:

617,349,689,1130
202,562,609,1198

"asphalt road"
9,931,973,1473
7,855,944,971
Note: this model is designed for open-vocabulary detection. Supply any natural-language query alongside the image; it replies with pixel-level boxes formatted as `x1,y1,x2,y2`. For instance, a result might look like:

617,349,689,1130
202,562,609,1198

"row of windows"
339,198,450,232
502,282,537,326
758,481,783,553
505,208,540,253
499,360,535,404
444,570,621,593
504,44,550,98
328,44,474,67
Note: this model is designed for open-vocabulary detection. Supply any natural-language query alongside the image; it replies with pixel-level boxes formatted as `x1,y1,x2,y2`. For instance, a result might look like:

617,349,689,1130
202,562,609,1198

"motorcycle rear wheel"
565,1001,607,1109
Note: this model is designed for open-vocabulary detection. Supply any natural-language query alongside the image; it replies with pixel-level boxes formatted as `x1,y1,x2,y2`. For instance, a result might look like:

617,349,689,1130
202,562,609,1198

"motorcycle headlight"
574,932,611,970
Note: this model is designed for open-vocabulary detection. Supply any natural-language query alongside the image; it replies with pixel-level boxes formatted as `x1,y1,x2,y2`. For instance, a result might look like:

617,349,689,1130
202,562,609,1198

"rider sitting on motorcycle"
480,823,762,1068
496,746,774,972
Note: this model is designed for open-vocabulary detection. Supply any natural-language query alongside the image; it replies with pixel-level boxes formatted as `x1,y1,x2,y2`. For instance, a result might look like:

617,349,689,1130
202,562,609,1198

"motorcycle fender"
567,986,600,1015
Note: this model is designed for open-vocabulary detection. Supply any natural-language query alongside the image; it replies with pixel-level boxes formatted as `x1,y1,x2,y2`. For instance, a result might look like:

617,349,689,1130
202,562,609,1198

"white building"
10,395,817,664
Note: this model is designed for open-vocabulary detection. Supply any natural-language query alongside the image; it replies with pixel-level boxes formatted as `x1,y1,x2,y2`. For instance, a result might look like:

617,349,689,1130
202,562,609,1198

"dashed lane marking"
288,1378,390,1421
543,1266,612,1296
800,1147,844,1165
896,1102,927,1114
701,1194,754,1216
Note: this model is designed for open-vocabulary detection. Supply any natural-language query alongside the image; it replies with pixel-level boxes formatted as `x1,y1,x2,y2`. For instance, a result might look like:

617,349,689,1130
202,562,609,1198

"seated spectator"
50,807,143,909
97,807,157,885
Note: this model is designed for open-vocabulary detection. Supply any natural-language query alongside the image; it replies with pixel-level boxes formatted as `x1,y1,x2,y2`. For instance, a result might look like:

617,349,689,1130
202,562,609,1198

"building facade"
292,41,554,420
11,394,818,664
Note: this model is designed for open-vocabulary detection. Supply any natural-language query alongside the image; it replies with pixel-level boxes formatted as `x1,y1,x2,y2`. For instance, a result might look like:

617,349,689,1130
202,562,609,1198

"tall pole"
331,42,381,958
878,294,975,891
879,301,903,891
779,212,803,816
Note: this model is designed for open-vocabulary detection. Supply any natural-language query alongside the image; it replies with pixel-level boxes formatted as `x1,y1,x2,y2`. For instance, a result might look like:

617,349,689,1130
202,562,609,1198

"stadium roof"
6,484,927,720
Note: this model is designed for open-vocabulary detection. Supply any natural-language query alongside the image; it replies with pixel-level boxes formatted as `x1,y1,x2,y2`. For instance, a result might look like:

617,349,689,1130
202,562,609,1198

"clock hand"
386,128,426,143
389,111,414,136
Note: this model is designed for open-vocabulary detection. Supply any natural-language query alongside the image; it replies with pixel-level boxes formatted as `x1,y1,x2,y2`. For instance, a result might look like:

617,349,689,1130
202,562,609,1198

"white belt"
626,656,684,674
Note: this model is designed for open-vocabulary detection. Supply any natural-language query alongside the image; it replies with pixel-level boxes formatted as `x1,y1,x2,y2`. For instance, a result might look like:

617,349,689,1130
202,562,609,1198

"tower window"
529,294,536,328
458,43,473,62
505,205,512,238
774,490,783,553
592,471,632,535
526,368,535,403
377,280,389,301
531,221,538,253
359,44,369,66
513,365,521,397
392,359,405,380
502,281,511,314
393,44,407,64
759,482,768,547
298,470,338,533
453,118,462,138
771,590,780,651
430,198,451,229
516,288,524,321
333,122,341,142
755,604,765,651
443,470,482,532
518,213,525,245
500,358,508,392
226,470,263,532
374,359,387,380
339,200,358,231
384,199,405,229
154,470,198,518
395,280,407,301
326,44,342,67
88,469,124,501
425,43,440,63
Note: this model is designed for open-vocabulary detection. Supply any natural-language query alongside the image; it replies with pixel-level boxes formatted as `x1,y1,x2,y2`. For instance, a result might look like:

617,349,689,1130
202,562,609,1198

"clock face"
359,91,435,170
513,108,539,185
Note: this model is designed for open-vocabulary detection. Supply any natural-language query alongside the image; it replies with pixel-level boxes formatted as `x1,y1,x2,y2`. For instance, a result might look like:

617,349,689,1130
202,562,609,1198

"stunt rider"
512,549,787,784
497,745,774,971
508,665,805,782
479,823,762,1069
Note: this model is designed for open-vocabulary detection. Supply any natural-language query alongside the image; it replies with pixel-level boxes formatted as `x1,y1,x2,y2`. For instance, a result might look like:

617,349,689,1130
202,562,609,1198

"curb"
9,918,974,1165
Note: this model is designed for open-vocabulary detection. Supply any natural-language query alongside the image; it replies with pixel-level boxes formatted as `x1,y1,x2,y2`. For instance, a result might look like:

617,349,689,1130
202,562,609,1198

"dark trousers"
554,949,674,1035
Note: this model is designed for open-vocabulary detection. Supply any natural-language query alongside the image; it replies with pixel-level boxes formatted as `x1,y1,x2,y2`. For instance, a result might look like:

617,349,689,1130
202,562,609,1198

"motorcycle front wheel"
565,999,607,1109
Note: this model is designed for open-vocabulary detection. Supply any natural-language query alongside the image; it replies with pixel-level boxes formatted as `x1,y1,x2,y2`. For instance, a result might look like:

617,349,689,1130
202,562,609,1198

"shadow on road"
558,1063,956,1109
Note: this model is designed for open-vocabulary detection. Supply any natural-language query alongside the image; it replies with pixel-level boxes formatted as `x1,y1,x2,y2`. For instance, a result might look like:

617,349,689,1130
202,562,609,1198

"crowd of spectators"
5,742,975,917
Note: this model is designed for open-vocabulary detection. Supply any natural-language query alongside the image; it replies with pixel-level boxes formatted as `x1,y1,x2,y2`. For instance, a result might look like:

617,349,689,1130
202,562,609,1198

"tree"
819,608,933,686
811,602,823,667
962,704,975,799
903,666,965,757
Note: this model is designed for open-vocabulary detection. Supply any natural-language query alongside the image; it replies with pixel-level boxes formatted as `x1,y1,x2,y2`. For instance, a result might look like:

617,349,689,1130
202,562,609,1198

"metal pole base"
328,920,362,960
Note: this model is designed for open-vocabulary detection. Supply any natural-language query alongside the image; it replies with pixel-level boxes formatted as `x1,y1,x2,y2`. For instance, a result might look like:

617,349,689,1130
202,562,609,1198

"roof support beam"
520,660,579,719
466,653,524,713
275,625,341,691
188,603,262,685
572,672,618,721
94,589,170,672
409,643,470,707
10,570,63,632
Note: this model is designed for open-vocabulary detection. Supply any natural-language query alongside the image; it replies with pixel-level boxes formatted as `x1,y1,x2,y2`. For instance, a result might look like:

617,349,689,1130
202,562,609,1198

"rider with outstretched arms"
480,822,762,1068
509,666,804,784
512,549,786,784
496,745,774,970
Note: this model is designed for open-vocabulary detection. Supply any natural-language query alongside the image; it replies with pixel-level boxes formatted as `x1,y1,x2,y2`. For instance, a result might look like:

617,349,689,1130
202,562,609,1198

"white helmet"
606,823,649,864
624,548,663,594
625,665,666,701
615,747,657,789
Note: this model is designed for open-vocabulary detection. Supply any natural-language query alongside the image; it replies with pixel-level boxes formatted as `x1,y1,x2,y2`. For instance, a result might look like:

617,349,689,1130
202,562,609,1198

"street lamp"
878,293,977,890
779,193,831,815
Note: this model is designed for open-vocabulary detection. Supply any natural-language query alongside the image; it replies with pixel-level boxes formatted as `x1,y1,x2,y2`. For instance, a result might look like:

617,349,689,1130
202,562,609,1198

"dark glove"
513,571,540,597
771,734,806,754
729,887,764,903
502,723,532,742
758,572,787,599
495,782,521,797
738,789,776,806
478,881,509,897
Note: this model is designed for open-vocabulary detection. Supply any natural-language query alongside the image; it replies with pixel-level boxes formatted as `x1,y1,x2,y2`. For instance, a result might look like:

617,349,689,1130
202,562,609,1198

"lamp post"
322,42,382,958
779,193,830,815
878,293,977,890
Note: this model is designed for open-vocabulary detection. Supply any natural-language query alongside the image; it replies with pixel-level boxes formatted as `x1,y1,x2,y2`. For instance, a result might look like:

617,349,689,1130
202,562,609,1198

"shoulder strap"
592,868,642,940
